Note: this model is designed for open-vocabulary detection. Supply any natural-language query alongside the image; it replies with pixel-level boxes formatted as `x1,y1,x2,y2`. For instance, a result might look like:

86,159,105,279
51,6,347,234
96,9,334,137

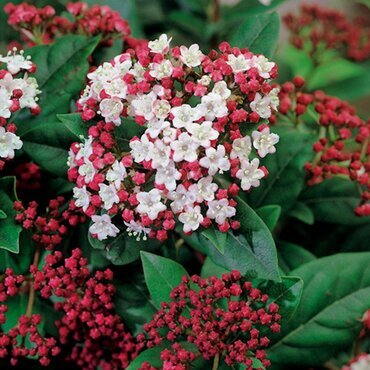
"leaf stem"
212,354,220,370
25,245,41,317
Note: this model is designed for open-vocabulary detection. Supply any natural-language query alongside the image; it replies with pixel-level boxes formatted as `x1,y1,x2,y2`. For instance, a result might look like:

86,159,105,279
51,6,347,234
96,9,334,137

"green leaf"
289,201,314,225
182,197,280,281
229,12,280,57
168,10,207,39
57,113,88,139
248,127,315,215
201,227,227,254
256,276,303,325
0,177,22,253
140,251,189,308
300,178,368,225
88,229,161,265
267,253,370,368
22,141,68,178
0,210,6,219
256,205,281,231
23,35,100,120
277,241,316,273
1,293,28,332
115,274,157,336
201,257,231,278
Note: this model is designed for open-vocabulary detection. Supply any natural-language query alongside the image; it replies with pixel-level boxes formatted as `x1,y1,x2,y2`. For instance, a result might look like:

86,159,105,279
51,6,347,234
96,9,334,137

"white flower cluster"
70,34,280,241
0,49,40,161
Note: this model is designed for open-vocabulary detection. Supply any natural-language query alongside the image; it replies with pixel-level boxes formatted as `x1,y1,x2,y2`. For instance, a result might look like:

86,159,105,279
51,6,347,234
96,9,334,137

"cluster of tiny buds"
13,161,42,194
5,2,130,46
0,269,60,366
137,271,280,369
274,77,370,217
69,34,280,242
14,196,86,250
0,48,40,168
284,4,370,62
31,248,141,370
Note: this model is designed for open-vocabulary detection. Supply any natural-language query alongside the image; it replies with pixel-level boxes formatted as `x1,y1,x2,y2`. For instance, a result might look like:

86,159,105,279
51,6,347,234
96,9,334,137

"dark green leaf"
229,12,280,57
201,257,230,278
300,178,368,225
277,241,316,273
256,205,281,231
115,274,157,336
0,210,6,219
289,201,314,225
141,251,189,308
201,227,227,254
268,253,370,368
0,177,22,253
57,113,88,139
126,346,164,370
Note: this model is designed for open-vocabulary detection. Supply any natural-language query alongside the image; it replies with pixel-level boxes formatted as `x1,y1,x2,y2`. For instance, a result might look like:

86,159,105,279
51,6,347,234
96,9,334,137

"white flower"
146,119,169,139
105,78,127,99
18,75,40,109
136,189,166,220
199,145,230,175
189,176,218,202
349,355,370,370
106,160,127,188
149,60,173,80
76,136,94,161
207,198,236,225
197,93,228,121
0,88,12,119
0,126,22,159
171,132,199,162
73,186,91,212
124,220,150,241
227,54,251,73
155,160,181,191
130,135,154,163
131,62,146,81
0,50,32,74
99,97,123,125
252,127,279,158
89,214,119,240
187,121,219,148
151,139,171,169
268,87,280,111
162,126,177,144
99,183,120,210
251,55,275,79
230,136,252,160
130,92,157,121
78,160,96,183
178,205,204,233
148,34,172,54
258,0,272,6
153,99,171,119
171,104,202,129
250,93,272,119
212,81,231,100
236,158,265,190
198,75,212,86
168,184,196,213
179,44,204,67
88,62,117,84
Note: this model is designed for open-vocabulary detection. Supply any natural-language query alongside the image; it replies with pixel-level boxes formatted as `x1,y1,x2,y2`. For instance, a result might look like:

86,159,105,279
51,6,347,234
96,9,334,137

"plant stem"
212,354,220,370
211,0,220,22
25,245,41,317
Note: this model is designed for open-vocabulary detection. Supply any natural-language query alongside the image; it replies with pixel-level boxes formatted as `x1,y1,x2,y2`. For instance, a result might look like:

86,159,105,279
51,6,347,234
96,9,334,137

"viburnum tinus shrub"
68,34,281,242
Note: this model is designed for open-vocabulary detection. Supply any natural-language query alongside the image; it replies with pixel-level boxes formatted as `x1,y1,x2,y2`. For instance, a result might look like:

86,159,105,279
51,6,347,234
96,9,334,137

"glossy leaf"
256,205,282,231
182,198,280,281
0,177,22,253
289,201,314,225
141,251,189,308
229,12,280,57
201,227,227,254
268,253,370,368
278,241,316,273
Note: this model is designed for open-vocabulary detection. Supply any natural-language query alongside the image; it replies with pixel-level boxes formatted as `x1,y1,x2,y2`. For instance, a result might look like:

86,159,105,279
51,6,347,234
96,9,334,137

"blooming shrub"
0,1,369,369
